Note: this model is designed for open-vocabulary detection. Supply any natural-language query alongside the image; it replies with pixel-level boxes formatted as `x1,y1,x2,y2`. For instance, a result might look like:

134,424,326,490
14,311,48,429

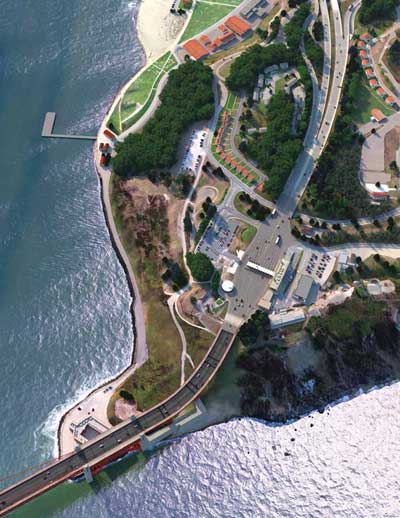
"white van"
275,235,281,245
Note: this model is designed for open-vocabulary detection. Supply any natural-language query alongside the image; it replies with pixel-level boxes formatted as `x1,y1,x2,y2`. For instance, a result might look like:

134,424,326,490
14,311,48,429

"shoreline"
56,0,190,456
56,0,168,456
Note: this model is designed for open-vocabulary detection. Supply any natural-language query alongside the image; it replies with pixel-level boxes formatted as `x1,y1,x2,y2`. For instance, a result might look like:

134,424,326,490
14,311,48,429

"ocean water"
2,1,400,517
0,0,141,488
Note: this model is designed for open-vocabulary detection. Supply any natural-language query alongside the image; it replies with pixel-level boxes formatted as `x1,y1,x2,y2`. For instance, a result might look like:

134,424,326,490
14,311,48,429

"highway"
0,1,360,514
0,328,236,517
226,0,359,326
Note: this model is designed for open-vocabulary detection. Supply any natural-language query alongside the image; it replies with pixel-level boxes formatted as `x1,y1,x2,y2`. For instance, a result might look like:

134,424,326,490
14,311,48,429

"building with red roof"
360,32,371,42
104,129,116,140
225,15,251,37
361,59,370,68
369,79,378,88
231,160,238,169
247,174,255,182
256,183,264,192
386,95,396,105
220,151,227,160
183,39,209,60
371,109,386,123
376,87,386,97
225,156,232,164
200,34,211,45
236,165,243,173
242,169,249,177
359,50,367,58
357,40,365,49
365,68,375,78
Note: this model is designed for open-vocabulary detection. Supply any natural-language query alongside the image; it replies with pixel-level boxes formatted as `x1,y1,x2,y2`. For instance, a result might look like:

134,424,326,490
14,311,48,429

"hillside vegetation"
359,0,399,26
112,61,214,178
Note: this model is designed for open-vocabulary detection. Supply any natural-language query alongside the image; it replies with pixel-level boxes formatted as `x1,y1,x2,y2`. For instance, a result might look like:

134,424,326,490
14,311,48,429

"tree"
374,253,381,262
120,390,134,401
186,252,215,281
112,61,214,178
211,270,221,296
333,271,342,283
359,0,398,26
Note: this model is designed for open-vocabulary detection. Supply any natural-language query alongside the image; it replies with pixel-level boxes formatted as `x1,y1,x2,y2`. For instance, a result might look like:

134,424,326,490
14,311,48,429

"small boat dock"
41,112,96,140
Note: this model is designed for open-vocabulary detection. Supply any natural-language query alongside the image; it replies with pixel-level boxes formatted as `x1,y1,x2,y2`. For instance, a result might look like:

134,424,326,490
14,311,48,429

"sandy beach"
137,0,186,60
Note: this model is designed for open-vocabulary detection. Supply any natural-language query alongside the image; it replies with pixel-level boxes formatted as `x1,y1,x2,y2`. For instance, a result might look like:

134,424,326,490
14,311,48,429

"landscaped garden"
108,52,177,134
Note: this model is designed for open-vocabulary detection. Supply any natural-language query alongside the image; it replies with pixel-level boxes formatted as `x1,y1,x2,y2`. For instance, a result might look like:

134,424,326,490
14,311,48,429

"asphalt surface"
0,1,360,513
0,329,235,516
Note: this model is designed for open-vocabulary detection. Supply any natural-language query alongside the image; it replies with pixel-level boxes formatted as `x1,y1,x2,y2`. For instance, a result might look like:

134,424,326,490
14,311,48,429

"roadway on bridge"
0,329,235,516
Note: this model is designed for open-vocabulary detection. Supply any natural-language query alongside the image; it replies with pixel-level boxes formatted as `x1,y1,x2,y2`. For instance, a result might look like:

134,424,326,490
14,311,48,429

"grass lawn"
350,79,394,125
238,221,257,244
107,176,183,421
275,77,286,92
178,317,215,378
108,53,176,134
180,2,235,42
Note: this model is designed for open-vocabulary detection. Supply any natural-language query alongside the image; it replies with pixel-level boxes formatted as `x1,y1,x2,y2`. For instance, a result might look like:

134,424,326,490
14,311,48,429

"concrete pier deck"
41,112,96,140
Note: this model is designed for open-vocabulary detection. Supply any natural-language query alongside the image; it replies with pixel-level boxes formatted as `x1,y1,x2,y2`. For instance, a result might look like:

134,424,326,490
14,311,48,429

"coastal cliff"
235,297,400,422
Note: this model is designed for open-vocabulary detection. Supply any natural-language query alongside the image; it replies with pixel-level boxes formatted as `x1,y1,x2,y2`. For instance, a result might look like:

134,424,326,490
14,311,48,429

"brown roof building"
183,39,209,60
225,15,252,37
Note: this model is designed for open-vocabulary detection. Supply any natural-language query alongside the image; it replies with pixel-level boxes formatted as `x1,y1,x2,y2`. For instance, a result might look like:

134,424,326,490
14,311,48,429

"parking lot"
181,129,208,174
301,250,336,285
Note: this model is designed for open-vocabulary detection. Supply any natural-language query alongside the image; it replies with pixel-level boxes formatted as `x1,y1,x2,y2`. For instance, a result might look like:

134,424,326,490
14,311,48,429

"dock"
41,112,96,140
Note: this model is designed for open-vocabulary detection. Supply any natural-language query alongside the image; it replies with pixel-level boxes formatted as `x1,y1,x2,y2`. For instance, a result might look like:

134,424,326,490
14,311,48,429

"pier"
41,112,96,140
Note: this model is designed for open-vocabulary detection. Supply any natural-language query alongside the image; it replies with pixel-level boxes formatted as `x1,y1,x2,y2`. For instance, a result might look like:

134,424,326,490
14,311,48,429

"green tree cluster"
225,43,298,93
359,0,399,26
186,252,215,281
268,16,281,42
389,39,400,67
305,53,390,218
248,91,302,199
304,32,324,75
112,61,214,177
284,3,311,49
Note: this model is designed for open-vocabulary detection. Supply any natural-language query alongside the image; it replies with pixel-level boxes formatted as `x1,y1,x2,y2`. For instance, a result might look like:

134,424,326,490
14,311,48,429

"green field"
238,222,257,244
351,79,395,125
180,2,235,42
108,52,176,134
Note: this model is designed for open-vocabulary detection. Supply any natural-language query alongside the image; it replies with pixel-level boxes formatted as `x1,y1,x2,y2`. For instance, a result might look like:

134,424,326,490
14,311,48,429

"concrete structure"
258,288,274,310
293,274,318,305
41,112,96,140
269,309,305,329
70,417,108,445
240,0,266,19
222,279,235,292
366,278,395,296
0,329,236,516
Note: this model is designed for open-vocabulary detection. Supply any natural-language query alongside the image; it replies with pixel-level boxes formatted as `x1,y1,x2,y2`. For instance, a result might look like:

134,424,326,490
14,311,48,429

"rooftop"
183,39,209,60
225,15,252,37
